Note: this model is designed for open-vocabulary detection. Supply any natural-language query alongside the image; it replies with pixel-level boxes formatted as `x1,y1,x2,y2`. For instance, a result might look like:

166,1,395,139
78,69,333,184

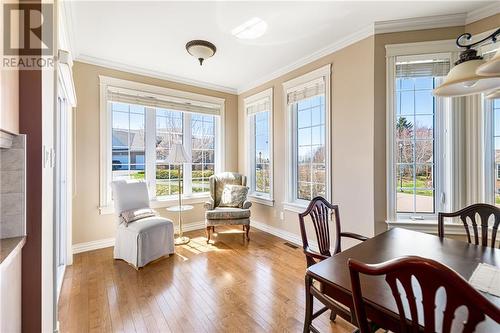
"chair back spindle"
299,197,341,266
438,204,500,248
349,256,500,333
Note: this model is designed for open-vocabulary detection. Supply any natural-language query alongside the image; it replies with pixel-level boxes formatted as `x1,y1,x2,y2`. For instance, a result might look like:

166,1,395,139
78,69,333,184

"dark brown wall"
19,1,43,331
20,70,42,333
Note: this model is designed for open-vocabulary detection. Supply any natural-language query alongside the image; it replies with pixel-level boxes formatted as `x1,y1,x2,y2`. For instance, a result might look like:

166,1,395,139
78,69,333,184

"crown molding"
75,54,238,94
60,0,78,59
465,2,500,25
237,24,374,94
374,13,466,34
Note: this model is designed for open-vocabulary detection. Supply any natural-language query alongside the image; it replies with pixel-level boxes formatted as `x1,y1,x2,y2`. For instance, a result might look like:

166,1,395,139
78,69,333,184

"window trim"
485,97,496,205
244,88,274,206
282,64,331,211
386,52,452,222
99,76,225,214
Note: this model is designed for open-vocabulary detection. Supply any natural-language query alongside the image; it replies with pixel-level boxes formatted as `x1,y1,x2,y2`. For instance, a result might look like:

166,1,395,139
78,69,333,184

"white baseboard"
251,219,319,251
72,220,206,254
251,220,303,246
72,238,115,254
180,220,206,232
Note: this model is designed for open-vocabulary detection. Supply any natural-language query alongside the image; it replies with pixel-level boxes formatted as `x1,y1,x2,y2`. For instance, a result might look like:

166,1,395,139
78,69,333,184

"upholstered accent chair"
204,172,252,243
111,180,175,268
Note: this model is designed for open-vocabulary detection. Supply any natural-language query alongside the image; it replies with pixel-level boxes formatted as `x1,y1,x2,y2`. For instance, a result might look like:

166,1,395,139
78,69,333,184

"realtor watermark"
2,2,54,69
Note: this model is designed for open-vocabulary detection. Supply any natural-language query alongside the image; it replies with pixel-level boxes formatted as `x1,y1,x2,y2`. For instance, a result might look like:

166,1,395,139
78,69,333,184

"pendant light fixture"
485,89,500,100
433,29,500,97
185,40,216,66
477,47,500,77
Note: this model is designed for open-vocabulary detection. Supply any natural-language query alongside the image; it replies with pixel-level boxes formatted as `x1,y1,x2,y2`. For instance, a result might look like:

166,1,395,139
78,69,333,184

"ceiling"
67,1,496,93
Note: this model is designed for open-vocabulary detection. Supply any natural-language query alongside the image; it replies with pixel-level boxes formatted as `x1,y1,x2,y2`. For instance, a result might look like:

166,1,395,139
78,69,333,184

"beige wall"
238,36,376,242
72,62,238,245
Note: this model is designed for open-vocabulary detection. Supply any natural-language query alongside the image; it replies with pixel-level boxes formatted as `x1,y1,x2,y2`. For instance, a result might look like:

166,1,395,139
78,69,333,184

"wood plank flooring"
59,226,356,333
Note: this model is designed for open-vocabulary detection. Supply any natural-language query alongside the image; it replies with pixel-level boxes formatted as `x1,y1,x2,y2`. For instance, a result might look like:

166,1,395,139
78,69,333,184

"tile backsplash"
0,135,26,238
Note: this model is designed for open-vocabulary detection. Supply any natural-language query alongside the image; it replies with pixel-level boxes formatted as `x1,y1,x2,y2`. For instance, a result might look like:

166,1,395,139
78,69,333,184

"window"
155,109,183,196
387,54,450,220
111,103,146,181
191,114,215,194
283,65,331,210
244,88,273,204
294,95,326,200
99,76,224,213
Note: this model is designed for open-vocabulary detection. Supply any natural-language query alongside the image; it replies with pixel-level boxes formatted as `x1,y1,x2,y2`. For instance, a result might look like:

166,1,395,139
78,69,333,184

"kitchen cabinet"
0,68,20,134
0,0,20,134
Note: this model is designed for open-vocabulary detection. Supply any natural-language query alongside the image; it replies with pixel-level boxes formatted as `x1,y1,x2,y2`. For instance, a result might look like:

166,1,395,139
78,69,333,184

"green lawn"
397,175,433,196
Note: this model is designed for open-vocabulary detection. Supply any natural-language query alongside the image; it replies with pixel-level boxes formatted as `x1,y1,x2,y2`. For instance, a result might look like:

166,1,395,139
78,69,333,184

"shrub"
131,169,214,180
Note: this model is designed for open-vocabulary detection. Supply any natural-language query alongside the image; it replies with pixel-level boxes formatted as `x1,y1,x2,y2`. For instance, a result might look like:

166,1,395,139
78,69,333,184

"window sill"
283,202,308,214
99,194,209,215
386,220,467,235
248,194,274,207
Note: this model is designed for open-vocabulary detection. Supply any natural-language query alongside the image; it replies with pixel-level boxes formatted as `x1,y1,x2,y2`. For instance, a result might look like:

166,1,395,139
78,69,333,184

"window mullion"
145,107,156,199
183,113,192,196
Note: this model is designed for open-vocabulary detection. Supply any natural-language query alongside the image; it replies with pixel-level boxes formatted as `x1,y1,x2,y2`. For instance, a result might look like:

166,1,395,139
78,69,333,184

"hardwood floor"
59,226,355,333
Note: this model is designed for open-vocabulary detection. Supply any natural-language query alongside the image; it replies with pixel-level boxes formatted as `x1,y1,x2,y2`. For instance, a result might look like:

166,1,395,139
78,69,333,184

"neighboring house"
112,129,146,170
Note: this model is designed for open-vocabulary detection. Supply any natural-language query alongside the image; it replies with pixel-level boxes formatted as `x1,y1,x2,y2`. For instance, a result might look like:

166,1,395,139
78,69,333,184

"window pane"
111,102,146,181
192,114,215,194
155,109,183,197
396,116,414,140
415,77,433,90
396,141,414,164
400,78,414,90
156,164,182,197
254,111,270,194
393,76,436,214
415,91,434,115
293,95,326,202
414,115,434,139
400,91,414,115
415,140,433,163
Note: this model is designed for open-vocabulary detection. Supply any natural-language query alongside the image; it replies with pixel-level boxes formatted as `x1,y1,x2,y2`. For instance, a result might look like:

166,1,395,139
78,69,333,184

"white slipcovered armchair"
111,180,175,268
204,172,252,243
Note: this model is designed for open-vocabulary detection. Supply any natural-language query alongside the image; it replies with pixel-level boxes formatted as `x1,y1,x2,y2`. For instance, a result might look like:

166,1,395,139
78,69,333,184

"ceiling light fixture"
477,47,500,77
433,29,500,97
185,40,216,66
232,17,267,40
486,89,500,100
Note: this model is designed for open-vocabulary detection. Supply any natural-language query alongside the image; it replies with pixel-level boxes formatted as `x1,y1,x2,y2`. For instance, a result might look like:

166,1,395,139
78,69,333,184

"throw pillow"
120,207,158,225
219,184,249,208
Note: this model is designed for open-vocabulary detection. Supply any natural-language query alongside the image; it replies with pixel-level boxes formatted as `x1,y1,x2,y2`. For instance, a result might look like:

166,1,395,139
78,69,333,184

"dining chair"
299,196,368,328
348,256,500,333
438,203,500,248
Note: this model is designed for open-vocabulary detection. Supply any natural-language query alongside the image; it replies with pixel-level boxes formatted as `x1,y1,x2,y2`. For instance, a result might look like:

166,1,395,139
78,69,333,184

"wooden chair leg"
244,225,250,241
206,226,211,243
304,275,314,333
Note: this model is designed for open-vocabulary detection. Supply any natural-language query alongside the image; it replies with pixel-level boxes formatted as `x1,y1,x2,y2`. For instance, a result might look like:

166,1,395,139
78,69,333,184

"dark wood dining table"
306,227,500,332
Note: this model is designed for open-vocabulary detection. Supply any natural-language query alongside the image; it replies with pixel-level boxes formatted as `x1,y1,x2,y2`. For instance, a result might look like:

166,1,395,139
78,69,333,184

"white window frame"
482,40,500,206
244,88,274,206
485,97,498,204
282,64,331,213
99,76,225,214
386,50,454,223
